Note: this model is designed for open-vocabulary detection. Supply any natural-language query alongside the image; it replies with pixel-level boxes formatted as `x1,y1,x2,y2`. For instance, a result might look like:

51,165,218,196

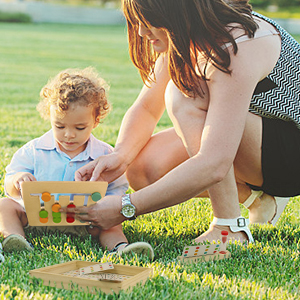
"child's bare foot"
194,224,249,244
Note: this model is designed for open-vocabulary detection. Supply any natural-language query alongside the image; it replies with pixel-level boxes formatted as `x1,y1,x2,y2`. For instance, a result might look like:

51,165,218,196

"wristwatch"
120,194,136,220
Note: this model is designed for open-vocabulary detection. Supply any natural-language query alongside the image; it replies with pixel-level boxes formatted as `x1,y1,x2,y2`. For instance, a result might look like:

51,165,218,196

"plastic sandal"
269,196,290,225
243,190,289,225
242,190,263,208
109,242,128,253
2,234,34,253
0,243,4,263
110,241,154,261
211,216,254,243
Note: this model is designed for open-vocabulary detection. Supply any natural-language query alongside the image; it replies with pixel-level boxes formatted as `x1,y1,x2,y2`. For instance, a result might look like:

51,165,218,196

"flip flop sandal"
2,234,33,253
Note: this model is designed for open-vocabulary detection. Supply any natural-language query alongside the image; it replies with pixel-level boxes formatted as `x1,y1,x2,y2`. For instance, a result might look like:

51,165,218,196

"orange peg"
41,192,51,202
52,203,61,213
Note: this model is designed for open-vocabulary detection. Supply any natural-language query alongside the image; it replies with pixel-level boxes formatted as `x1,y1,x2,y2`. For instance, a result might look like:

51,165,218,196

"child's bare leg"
88,224,127,251
0,198,28,238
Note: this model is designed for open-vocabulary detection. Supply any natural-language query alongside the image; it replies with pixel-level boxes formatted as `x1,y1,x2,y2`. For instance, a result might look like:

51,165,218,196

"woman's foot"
195,216,253,244
195,224,248,244
243,191,289,225
248,193,276,224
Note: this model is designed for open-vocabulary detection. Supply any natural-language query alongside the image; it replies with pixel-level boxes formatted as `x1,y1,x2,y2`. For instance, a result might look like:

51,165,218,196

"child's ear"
93,117,100,128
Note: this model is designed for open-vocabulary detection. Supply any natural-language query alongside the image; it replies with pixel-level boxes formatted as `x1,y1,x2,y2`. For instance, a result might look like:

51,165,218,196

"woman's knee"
126,149,159,190
127,129,189,190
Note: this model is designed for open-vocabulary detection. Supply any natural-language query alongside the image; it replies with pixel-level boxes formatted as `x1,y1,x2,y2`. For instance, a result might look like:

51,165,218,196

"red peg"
66,203,76,223
220,230,228,253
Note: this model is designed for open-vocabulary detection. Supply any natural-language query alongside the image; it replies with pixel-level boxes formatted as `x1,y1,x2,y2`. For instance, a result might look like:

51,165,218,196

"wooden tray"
21,181,108,226
29,260,153,294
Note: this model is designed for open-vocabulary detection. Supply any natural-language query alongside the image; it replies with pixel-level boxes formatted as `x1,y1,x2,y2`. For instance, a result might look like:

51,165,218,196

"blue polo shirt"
5,129,128,206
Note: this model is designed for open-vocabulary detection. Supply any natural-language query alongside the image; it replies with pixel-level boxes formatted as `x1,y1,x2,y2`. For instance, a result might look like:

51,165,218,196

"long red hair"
123,0,257,97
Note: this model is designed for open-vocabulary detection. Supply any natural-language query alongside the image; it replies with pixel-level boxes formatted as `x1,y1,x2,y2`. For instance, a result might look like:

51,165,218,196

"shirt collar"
35,129,98,161
35,129,56,150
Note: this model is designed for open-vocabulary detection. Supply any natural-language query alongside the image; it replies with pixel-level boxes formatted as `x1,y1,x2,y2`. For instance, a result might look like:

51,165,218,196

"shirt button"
69,162,73,167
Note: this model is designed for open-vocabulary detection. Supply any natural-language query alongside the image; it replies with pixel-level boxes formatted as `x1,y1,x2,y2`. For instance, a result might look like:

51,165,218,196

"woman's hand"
60,195,125,230
75,152,128,183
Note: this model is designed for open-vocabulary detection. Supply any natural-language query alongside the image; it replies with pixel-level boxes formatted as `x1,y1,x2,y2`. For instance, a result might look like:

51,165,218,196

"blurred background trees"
31,0,121,8
6,0,299,15
250,0,300,8
10,0,299,9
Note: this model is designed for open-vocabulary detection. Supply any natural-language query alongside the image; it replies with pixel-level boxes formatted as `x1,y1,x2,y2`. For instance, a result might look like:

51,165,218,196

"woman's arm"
75,55,171,182
115,56,170,164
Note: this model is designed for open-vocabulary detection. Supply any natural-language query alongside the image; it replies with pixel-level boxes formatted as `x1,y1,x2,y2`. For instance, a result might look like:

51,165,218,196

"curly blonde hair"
37,67,111,121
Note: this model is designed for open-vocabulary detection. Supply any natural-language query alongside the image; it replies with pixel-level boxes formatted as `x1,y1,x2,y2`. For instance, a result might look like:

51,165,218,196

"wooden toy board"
178,242,231,263
29,260,153,294
21,181,108,226
178,251,231,263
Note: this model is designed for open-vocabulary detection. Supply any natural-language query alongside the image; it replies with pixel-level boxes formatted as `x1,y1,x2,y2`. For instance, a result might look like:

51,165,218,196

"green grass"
0,23,299,299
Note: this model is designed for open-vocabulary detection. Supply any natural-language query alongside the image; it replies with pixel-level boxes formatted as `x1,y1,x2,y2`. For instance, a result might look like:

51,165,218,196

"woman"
64,0,299,243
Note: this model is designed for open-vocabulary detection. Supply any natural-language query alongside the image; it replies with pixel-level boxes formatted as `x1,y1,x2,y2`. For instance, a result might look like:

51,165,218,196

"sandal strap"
212,216,254,243
0,243,4,263
269,197,290,225
109,242,128,253
243,190,263,208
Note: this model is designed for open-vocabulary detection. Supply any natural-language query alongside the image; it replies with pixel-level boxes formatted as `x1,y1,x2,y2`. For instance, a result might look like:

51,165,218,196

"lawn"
0,22,299,299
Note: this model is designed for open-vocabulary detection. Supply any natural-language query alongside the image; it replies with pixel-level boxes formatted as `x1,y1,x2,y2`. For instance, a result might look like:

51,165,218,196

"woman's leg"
165,81,254,242
126,81,271,242
127,81,243,241
234,113,278,224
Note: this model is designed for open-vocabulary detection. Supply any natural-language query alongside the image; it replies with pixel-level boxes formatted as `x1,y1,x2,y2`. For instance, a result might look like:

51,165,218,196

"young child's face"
50,103,98,159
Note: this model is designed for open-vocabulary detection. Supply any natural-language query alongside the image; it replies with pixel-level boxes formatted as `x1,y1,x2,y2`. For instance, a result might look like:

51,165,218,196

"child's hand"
12,172,36,191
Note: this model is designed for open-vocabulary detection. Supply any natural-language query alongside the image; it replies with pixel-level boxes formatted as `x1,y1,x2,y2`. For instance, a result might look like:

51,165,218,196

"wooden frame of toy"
21,181,108,226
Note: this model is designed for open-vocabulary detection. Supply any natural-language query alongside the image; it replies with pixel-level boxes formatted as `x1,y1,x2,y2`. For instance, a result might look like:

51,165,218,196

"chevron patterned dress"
250,12,300,129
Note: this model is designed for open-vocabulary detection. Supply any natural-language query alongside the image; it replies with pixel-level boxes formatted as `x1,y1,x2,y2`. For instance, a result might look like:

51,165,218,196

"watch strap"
121,194,137,220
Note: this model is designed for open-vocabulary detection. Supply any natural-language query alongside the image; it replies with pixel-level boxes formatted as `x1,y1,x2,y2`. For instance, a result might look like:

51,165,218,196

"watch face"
122,204,135,218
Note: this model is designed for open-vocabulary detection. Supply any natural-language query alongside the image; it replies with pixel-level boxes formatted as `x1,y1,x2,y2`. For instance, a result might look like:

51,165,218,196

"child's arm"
4,139,36,200
5,172,36,200
105,174,129,196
